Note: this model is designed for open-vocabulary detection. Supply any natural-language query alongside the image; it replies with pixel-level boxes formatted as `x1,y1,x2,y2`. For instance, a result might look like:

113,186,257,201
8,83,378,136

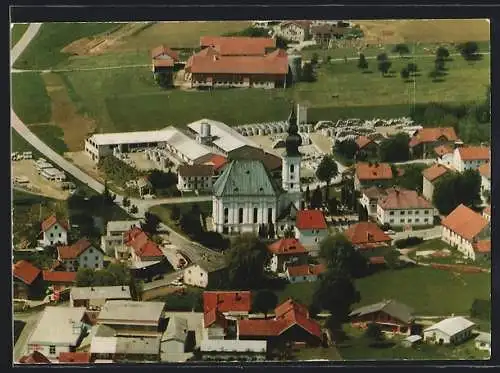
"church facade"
212,107,304,235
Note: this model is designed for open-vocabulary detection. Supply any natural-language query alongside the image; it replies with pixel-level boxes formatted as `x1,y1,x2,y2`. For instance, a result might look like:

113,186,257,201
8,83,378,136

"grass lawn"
11,23,29,48
412,238,453,251
275,281,317,307
13,22,122,69
11,72,52,124
29,124,69,154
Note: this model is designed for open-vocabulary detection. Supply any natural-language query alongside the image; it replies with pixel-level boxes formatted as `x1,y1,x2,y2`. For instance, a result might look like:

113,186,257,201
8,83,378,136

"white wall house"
177,164,214,193
422,164,451,201
57,239,105,272
452,146,490,172
286,264,326,283
475,332,491,355
359,187,387,217
277,21,311,42
183,263,226,289
294,210,328,255
40,215,68,247
376,189,436,228
423,317,475,345
101,220,141,257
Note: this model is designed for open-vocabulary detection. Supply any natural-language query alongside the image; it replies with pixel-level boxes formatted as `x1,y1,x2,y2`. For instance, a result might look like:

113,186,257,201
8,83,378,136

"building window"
291,183,294,189
95,263,99,268
58,233,61,238
416,218,420,223
253,208,258,224
415,210,420,215
83,256,87,261
290,164,295,173
389,211,394,216
400,211,405,215
50,233,54,238
224,208,229,224
424,218,429,223
408,211,413,215
50,346,56,354
268,208,273,223
89,248,93,253
424,210,429,214
95,256,98,260
238,208,244,224
408,219,412,223
401,219,405,223
390,219,394,223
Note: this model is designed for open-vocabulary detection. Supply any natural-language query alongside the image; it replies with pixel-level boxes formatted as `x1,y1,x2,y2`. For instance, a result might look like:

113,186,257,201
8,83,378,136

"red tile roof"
355,162,393,181
18,351,51,364
58,352,91,363
124,227,163,258
474,240,491,254
441,204,489,241
13,260,41,285
203,291,252,314
478,162,490,179
203,308,228,329
344,222,392,248
204,154,228,172
153,59,174,67
200,36,276,56
275,298,310,319
151,45,179,60
178,164,214,177
238,319,288,336
268,238,307,255
42,270,77,283
286,263,326,277
41,214,68,232
378,188,433,210
361,186,387,199
457,146,490,161
356,136,374,150
296,210,327,230
409,127,458,147
422,164,451,182
57,238,93,260
434,145,453,156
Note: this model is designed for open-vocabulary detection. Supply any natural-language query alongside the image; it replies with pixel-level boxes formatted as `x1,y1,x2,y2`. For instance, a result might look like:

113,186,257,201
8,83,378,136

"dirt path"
41,72,96,151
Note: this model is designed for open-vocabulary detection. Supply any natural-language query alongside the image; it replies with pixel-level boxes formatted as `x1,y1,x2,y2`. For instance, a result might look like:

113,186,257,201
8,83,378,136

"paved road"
10,23,42,66
142,268,187,291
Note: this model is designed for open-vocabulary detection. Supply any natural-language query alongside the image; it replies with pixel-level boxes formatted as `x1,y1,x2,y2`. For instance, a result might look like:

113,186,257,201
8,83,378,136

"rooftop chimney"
367,233,373,242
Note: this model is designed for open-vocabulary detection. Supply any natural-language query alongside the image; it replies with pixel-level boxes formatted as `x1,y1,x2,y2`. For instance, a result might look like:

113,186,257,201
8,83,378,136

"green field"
11,72,52,124
11,24,29,48
30,124,68,154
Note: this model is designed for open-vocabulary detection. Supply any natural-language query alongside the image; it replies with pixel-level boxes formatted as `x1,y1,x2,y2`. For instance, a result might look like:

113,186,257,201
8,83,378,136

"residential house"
408,127,458,159
40,214,68,247
182,261,228,289
27,307,90,361
355,136,378,159
277,21,312,42
478,162,491,203
401,335,423,348
177,164,214,193
160,316,189,356
200,339,267,362
349,299,415,335
434,144,454,167
359,186,387,217
310,24,349,44
203,291,252,319
267,238,308,273
354,162,393,191
42,270,77,289
100,220,141,259
377,188,436,228
160,314,199,362
441,204,490,261
237,299,323,348
13,260,42,299
475,332,491,355
294,209,328,255
58,352,92,364
483,205,490,222
123,227,166,272
70,286,132,310
202,154,228,177
203,308,230,340
452,146,490,172
423,317,475,345
18,351,52,364
57,238,104,272
151,45,179,74
344,222,392,252
285,263,326,283
422,163,452,201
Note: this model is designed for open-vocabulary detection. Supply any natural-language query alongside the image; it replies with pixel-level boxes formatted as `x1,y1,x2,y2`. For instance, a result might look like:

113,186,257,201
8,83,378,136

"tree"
378,60,392,76
267,222,275,239
327,197,339,215
170,205,181,221
122,196,131,208
376,53,388,62
432,171,481,215
130,205,138,214
457,41,480,61
310,186,323,209
316,155,339,202
141,212,161,235
384,249,401,270
319,233,368,278
364,323,384,342
334,139,358,160
407,62,418,74
357,53,368,71
154,71,173,88
94,269,117,286
107,262,131,285
379,133,410,162
252,290,278,319
275,36,289,49
392,43,410,57
458,169,482,206
311,53,319,66
76,268,95,287
179,212,203,238
436,46,450,60
225,234,270,289
400,67,410,81
301,62,316,82
304,185,311,205
435,58,446,72
357,203,368,222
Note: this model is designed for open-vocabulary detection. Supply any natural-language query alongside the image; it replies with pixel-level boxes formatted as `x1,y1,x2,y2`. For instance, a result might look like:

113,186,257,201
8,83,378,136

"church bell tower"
282,105,303,209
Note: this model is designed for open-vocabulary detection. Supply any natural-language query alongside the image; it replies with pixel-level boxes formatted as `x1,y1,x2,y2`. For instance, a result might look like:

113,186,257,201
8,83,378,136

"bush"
394,236,423,249
470,299,491,320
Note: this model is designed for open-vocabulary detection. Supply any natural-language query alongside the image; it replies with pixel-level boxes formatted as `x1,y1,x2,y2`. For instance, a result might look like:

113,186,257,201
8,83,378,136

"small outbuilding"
401,334,422,348
423,316,475,345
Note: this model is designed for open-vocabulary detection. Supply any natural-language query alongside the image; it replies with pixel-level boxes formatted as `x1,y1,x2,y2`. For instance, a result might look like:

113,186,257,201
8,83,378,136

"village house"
42,270,77,290
452,146,490,172
57,238,104,272
377,188,436,228
434,144,454,167
285,263,326,283
349,299,415,335
422,163,452,201
267,238,309,273
276,21,312,42
40,214,69,247
354,162,393,191
359,186,387,217
203,291,252,319
408,127,459,159
474,332,491,355
101,220,141,258
200,36,276,56
70,286,132,310
478,162,491,202
176,164,214,193
423,316,475,345
202,153,228,176
150,45,179,74
13,260,42,299
182,260,227,289
344,222,392,252
355,135,379,159
58,352,92,364
123,227,166,274
18,351,52,364
27,307,91,361
237,299,323,348
294,209,328,255
483,205,491,222
441,204,491,261
310,23,349,44
160,315,194,362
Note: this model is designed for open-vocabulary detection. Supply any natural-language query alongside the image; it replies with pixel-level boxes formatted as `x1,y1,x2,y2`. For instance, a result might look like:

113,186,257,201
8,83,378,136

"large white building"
423,317,475,345
211,108,303,235
452,146,490,172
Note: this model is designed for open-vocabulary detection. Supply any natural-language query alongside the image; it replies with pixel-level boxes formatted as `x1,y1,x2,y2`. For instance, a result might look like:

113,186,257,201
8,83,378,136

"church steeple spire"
285,104,302,156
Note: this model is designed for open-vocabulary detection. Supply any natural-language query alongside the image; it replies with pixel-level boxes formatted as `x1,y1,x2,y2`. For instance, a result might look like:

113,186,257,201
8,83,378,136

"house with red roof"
452,145,490,172
433,144,454,167
58,352,91,364
57,238,104,272
294,209,328,254
355,135,378,159
354,162,393,191
441,204,490,261
18,351,52,364
409,127,459,159
359,186,388,217
267,238,308,273
203,291,252,318
377,188,436,228
285,263,326,283
176,164,214,193
344,222,392,251
422,163,452,201
123,227,166,272
40,214,69,247
237,298,323,347
13,260,42,299
202,154,228,175
151,45,180,74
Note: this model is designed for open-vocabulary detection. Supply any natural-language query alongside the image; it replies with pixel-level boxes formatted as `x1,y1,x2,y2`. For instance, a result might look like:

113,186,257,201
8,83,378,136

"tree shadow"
431,78,446,83
465,54,483,62
362,70,373,74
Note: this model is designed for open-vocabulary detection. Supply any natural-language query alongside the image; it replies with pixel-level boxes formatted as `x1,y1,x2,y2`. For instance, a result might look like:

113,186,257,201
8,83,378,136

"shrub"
470,299,491,320
394,236,423,249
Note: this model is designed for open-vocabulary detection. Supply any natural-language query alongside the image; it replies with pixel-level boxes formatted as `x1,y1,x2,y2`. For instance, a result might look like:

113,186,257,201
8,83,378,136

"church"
212,106,304,236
